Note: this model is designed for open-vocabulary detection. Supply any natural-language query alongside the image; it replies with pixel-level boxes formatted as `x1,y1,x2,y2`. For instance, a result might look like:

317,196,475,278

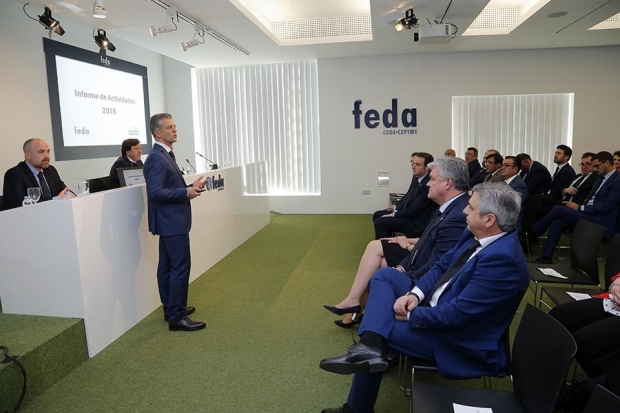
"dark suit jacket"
109,155,144,189
410,230,529,379
520,161,551,196
394,174,438,236
469,168,487,189
2,161,66,210
467,160,481,180
580,171,620,237
399,193,469,280
143,144,191,236
508,175,529,204
562,172,598,205
395,176,418,210
549,163,577,200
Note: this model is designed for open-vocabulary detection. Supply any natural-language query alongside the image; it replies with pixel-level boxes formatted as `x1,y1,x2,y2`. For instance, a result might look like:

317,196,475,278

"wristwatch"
405,291,420,302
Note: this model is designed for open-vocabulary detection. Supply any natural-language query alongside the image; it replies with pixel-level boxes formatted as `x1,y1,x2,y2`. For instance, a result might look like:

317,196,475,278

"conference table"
0,163,269,357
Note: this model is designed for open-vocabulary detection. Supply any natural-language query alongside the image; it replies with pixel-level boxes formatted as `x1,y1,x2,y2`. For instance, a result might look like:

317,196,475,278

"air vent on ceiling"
469,7,519,30
271,15,371,40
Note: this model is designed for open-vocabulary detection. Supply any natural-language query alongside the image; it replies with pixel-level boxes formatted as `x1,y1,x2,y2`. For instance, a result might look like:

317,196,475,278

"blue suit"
143,144,193,322
346,230,529,412
398,193,469,280
532,171,620,259
374,174,438,238
508,175,529,230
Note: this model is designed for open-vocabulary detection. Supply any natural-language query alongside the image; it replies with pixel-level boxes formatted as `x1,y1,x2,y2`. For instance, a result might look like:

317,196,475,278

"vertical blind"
193,61,320,195
452,93,574,169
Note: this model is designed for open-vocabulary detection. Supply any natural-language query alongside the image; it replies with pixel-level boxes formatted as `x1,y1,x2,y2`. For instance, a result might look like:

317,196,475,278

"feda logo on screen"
352,99,417,135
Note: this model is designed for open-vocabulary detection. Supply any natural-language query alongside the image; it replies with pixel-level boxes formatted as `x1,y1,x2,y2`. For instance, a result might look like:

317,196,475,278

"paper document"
537,268,568,279
453,403,493,413
566,292,592,301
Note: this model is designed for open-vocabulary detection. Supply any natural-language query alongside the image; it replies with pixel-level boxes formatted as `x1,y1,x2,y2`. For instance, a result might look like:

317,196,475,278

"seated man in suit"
501,156,528,230
469,149,499,188
319,182,529,413
517,153,552,196
372,152,422,223
109,138,144,189
3,138,73,210
324,157,470,327
483,153,504,183
373,152,437,239
523,152,598,241
465,147,481,181
548,144,577,200
531,151,620,264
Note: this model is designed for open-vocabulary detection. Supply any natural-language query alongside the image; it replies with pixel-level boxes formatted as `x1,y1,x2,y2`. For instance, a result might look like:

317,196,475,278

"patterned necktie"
421,240,481,306
562,174,586,202
169,151,176,162
38,171,52,199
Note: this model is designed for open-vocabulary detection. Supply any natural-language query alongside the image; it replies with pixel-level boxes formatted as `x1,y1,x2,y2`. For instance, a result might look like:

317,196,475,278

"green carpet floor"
16,214,580,412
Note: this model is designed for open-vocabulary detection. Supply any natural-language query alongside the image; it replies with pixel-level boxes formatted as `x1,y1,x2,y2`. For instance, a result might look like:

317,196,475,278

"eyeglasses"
501,163,516,168
591,163,602,169
578,162,592,167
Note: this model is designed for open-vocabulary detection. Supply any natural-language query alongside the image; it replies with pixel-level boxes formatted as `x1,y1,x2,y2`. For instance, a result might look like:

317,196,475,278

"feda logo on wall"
205,174,225,191
352,98,418,135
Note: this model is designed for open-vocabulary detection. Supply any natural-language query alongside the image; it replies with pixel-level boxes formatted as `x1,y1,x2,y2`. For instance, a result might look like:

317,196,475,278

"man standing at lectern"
144,113,207,332
3,138,73,210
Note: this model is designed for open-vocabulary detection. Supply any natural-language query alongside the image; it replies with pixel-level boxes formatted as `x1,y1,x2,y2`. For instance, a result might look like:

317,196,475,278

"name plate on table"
117,166,145,187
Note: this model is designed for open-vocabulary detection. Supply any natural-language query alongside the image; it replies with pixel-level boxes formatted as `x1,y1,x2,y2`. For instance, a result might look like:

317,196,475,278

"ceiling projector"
414,23,454,45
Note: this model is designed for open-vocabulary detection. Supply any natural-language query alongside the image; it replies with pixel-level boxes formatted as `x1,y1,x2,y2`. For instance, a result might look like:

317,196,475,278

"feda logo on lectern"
206,174,225,191
352,99,418,135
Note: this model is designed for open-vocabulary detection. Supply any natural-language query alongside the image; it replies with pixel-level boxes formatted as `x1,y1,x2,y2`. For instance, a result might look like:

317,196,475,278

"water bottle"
22,195,34,206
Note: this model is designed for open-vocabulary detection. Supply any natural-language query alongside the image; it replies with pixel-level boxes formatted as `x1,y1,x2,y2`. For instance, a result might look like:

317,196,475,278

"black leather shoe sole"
319,357,388,375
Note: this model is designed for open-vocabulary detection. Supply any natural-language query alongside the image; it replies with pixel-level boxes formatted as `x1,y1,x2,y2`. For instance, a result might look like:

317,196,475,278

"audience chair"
389,192,405,206
582,384,620,413
0,195,4,211
399,288,527,411
528,219,606,306
409,304,577,413
87,176,111,193
541,234,620,308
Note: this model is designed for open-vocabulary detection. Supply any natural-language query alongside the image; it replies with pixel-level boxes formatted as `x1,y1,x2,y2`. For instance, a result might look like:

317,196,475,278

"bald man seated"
2,138,73,210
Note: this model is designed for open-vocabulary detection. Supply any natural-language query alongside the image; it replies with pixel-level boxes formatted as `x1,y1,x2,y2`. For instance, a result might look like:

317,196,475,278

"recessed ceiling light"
547,11,568,18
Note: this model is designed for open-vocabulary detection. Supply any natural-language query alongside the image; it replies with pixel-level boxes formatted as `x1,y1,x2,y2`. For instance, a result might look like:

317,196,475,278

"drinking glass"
27,187,41,203
78,181,89,196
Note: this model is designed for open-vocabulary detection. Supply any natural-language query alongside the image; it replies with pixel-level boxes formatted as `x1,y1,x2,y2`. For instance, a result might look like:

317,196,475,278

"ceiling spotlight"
180,23,205,52
395,8,418,32
93,0,106,18
94,28,116,53
37,6,65,36
149,25,175,37
149,6,178,37
181,39,200,52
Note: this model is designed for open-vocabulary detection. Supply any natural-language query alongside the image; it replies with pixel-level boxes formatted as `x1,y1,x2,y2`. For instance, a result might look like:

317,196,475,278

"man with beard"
3,138,73,209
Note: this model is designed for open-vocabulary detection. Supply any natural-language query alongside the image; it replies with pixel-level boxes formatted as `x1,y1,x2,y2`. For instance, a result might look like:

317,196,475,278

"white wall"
269,46,620,214
0,1,172,191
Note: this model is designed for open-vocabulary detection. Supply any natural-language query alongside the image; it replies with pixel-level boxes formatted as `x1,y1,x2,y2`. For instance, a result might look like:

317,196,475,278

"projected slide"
56,56,147,147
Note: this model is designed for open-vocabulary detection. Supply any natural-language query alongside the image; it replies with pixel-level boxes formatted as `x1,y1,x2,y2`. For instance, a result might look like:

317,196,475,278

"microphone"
186,159,196,173
195,152,218,170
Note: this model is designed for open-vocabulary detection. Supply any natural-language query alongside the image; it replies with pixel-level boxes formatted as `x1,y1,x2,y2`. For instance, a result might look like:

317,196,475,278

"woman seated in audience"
614,150,620,174
550,272,620,412
322,235,416,327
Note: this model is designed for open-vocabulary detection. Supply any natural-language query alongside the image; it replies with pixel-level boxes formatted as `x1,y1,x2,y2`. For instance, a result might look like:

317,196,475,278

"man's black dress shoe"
531,256,553,264
321,403,355,413
554,380,591,412
319,341,388,375
164,306,195,321
168,316,206,331
334,313,363,329
323,304,361,316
